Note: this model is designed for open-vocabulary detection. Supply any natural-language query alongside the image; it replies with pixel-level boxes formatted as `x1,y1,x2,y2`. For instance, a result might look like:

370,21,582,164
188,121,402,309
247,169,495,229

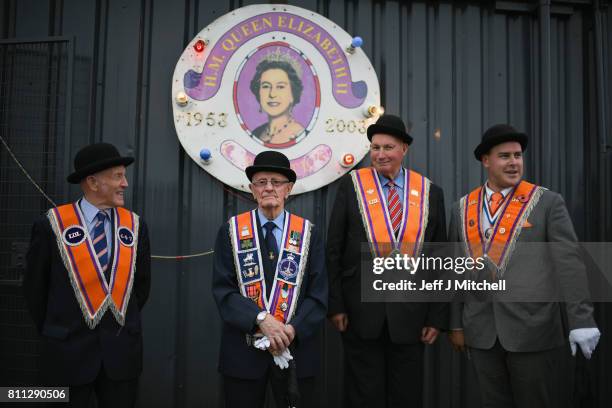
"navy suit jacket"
23,209,151,386
212,211,328,379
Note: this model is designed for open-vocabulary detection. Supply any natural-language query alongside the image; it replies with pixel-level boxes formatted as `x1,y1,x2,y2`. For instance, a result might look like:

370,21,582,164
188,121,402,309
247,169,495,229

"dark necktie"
92,211,110,281
263,221,278,262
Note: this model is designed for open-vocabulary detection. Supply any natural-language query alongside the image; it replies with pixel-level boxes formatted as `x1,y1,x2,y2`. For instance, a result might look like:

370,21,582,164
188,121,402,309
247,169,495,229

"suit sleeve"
325,175,351,315
212,223,261,333
424,184,449,330
289,225,328,342
546,193,596,329
23,217,52,333
135,219,151,310
447,202,465,330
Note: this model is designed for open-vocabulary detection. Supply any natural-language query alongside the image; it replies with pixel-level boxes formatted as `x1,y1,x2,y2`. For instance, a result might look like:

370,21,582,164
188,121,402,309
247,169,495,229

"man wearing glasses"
212,151,327,407
326,114,448,407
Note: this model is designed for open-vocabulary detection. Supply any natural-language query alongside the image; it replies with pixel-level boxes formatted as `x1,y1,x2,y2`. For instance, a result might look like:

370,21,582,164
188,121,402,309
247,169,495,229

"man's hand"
421,326,439,344
329,313,348,332
448,329,466,352
259,314,291,351
284,324,296,343
569,328,601,359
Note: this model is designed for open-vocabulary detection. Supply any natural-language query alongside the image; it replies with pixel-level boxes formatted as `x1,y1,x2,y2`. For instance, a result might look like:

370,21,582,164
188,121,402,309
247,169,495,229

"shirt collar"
484,182,513,200
80,197,111,224
377,167,405,189
257,209,285,231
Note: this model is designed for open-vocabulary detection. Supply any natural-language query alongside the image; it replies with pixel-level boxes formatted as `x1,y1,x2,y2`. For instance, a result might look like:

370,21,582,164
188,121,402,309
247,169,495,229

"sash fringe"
496,187,545,277
47,209,110,329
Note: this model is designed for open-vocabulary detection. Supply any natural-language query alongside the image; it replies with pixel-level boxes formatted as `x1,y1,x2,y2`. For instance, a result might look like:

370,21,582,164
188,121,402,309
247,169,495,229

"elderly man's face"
249,171,293,212
370,133,408,179
85,165,128,208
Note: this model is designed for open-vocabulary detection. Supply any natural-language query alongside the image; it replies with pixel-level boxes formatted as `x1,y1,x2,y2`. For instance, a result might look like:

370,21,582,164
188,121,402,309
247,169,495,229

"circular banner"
172,4,380,194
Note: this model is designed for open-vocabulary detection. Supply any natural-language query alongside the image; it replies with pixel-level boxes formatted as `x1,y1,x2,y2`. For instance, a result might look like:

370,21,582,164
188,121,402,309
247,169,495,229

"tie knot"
96,211,108,222
263,221,276,233
387,180,396,188
490,192,504,204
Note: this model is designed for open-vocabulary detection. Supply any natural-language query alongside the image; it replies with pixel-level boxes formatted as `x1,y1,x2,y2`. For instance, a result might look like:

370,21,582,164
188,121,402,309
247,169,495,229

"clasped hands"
254,314,296,369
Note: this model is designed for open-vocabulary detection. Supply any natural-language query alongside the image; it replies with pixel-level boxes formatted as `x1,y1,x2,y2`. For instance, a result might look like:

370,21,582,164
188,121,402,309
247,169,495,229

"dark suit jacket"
212,212,328,379
23,209,151,386
326,170,448,343
449,187,596,352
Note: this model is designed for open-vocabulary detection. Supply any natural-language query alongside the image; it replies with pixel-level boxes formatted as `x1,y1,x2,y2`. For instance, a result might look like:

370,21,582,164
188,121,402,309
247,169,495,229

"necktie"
92,212,109,280
263,222,278,262
489,192,504,215
387,181,402,235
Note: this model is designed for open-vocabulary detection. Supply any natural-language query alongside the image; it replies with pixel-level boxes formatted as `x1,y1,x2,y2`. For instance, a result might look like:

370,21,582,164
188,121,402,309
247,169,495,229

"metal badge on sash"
460,181,544,276
230,210,311,335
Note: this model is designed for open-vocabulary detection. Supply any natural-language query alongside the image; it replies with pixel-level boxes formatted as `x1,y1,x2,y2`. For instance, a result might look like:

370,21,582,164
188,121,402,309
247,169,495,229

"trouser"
342,324,425,408
470,339,559,408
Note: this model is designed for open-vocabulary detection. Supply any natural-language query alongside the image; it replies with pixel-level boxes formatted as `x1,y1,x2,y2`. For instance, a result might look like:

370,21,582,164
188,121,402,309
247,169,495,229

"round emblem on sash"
499,227,506,235
484,228,493,239
278,256,298,280
62,225,86,246
280,302,288,312
469,219,475,227
117,227,135,247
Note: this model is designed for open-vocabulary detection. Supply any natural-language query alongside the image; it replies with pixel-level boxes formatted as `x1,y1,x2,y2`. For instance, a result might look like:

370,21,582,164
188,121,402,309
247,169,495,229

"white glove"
272,348,293,370
569,328,601,359
253,336,270,350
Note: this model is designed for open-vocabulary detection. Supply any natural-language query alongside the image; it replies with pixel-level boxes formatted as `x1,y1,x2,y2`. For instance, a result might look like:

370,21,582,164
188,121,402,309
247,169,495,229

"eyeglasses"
252,179,291,188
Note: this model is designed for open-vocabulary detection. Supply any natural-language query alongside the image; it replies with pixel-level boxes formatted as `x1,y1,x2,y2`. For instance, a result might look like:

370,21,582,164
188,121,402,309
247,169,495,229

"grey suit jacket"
449,186,596,352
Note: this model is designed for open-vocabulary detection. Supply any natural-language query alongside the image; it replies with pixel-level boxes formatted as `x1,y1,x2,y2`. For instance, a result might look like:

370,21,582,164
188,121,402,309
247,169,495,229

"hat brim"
67,157,134,184
367,124,413,145
246,165,297,183
474,133,528,161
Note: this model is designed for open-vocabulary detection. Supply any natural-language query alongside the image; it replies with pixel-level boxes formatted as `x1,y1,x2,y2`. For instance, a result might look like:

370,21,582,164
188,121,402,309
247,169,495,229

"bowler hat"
67,143,134,184
367,114,413,145
474,124,528,161
246,151,296,183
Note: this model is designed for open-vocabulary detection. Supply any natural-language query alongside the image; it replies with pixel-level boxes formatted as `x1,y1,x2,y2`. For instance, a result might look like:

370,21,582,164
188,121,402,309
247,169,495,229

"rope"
0,134,213,259
0,134,58,207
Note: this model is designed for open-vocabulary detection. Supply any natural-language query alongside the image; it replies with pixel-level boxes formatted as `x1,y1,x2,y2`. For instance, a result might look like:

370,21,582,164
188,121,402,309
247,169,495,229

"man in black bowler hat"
212,150,327,407
448,124,600,408
23,142,151,407
326,114,448,407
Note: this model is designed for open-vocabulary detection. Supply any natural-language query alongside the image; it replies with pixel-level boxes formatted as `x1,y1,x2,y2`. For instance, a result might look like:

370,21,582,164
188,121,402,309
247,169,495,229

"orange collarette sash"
351,167,430,258
229,210,312,326
460,180,544,275
47,203,139,328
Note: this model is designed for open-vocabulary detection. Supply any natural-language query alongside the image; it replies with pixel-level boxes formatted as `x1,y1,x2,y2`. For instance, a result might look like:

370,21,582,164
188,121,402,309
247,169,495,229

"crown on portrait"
259,47,303,79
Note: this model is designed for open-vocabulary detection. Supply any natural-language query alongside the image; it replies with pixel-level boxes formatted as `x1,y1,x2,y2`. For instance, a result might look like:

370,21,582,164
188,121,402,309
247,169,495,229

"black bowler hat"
473,124,528,161
366,114,413,145
246,151,296,183
67,143,134,184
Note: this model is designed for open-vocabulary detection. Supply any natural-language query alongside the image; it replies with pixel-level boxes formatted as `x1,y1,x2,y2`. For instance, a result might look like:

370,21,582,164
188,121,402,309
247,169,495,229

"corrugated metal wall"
1,0,611,407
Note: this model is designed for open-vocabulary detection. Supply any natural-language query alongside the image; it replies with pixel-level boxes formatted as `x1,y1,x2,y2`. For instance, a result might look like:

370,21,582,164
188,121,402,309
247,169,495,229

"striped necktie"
387,181,402,236
92,212,109,277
